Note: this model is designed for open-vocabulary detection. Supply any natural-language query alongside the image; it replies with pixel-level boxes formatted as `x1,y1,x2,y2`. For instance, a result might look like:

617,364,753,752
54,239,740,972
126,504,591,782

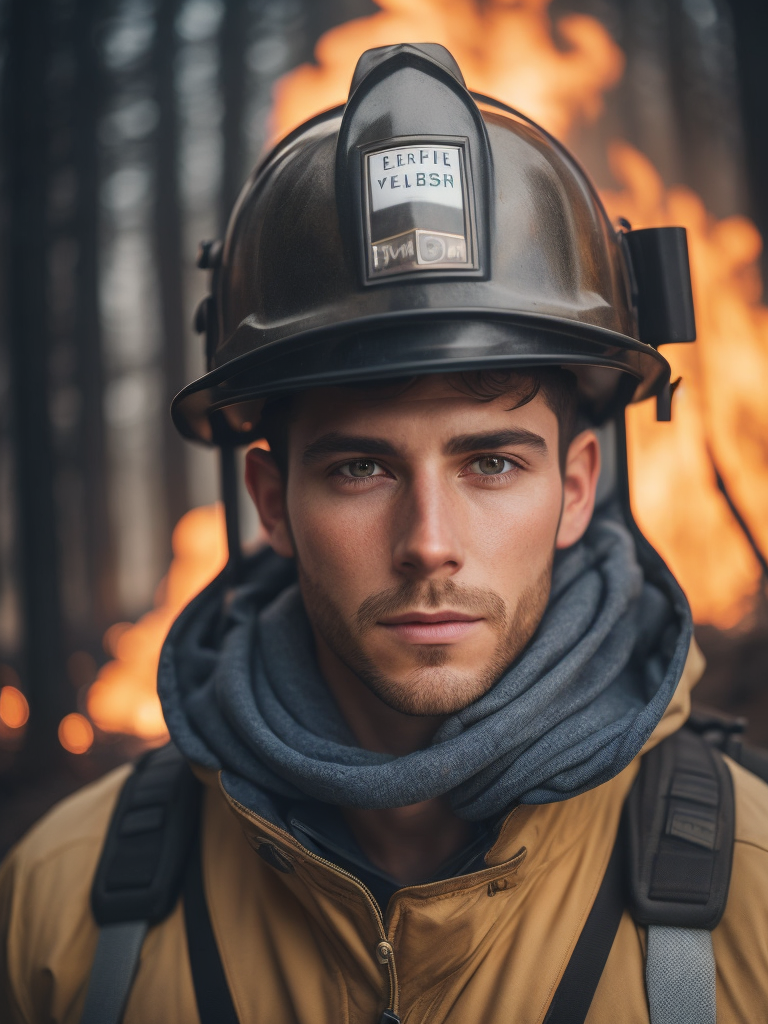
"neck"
342,800,474,885
314,631,474,884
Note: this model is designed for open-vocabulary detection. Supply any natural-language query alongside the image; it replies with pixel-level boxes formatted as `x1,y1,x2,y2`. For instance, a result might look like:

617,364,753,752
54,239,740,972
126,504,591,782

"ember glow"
89,0,768,740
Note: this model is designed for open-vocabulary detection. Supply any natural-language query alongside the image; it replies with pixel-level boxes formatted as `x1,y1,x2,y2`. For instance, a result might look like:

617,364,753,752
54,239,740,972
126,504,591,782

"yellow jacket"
2,643,768,1023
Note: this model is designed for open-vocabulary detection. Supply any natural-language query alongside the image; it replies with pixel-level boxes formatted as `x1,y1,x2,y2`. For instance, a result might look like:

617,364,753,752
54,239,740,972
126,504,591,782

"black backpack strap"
80,743,201,1024
90,742,201,926
625,724,734,1024
79,921,149,1024
625,725,734,929
183,821,240,1024
543,835,625,1024
545,721,738,1024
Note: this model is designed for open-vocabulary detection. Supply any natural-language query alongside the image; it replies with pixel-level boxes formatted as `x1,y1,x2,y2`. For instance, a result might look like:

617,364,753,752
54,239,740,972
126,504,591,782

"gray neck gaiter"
159,513,692,822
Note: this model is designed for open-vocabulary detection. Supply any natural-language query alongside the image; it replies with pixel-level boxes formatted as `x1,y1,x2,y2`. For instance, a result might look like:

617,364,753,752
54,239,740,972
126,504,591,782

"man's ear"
555,430,601,550
244,447,295,558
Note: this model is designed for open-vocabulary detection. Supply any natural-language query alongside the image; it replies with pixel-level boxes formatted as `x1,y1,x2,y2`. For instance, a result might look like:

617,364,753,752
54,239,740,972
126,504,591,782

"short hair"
260,367,579,476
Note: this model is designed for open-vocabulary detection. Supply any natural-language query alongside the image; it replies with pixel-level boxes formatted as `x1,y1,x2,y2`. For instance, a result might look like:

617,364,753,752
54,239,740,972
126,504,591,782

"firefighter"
2,43,768,1024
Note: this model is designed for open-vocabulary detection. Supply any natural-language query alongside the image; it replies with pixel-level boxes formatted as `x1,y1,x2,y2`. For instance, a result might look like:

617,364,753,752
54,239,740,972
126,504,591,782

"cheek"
286,485,392,599
466,476,562,571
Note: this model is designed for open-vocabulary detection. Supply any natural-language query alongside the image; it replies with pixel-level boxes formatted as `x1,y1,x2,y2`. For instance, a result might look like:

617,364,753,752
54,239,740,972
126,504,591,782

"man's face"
248,375,599,717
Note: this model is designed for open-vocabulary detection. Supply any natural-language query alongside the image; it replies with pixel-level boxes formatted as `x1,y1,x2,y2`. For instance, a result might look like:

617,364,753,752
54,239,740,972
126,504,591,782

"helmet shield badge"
364,142,472,278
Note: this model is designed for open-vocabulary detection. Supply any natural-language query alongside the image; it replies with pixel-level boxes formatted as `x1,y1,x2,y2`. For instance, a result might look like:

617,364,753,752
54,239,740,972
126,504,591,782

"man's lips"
381,610,480,624
378,610,484,643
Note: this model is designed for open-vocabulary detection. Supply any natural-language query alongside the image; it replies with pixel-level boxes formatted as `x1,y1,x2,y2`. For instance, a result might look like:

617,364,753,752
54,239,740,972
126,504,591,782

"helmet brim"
172,310,669,445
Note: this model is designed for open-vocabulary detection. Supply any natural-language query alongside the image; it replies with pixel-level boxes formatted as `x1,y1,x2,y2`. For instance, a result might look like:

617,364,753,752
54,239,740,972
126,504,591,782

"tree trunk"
3,0,67,768
152,0,190,538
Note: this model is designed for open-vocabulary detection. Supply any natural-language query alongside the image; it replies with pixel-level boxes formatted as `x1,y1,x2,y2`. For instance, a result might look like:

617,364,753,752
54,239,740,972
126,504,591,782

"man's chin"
361,663,497,717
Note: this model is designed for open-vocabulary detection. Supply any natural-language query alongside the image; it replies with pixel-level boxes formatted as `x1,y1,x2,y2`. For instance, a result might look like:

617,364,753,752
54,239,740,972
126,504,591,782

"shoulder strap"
91,742,201,926
645,925,716,1024
79,921,149,1024
625,725,734,930
183,817,240,1023
545,722,736,1024
543,836,625,1024
625,725,734,1024
80,743,201,1024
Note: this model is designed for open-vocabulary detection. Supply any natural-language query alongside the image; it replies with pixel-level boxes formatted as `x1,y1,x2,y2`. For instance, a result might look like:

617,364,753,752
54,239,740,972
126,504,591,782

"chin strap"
220,445,242,578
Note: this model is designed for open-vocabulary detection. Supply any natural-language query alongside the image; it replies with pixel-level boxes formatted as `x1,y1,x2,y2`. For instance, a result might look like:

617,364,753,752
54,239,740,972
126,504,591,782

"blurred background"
1,0,767,856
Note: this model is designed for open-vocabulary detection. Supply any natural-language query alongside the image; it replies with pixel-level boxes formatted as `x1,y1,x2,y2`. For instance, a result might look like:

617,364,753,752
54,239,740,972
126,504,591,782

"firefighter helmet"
173,42,694,446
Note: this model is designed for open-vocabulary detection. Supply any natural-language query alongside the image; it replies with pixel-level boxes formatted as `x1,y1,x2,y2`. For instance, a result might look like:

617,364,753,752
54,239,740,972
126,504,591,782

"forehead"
288,374,557,439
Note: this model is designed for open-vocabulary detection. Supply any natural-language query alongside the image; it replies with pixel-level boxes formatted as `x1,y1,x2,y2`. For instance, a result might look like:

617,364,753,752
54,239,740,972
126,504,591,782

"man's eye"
470,456,515,476
338,459,384,478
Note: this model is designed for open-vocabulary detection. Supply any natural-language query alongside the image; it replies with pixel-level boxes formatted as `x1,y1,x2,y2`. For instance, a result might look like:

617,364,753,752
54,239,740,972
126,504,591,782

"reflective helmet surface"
174,43,693,445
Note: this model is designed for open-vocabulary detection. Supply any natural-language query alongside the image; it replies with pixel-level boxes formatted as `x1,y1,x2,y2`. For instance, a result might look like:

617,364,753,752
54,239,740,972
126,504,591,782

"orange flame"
271,0,623,144
86,504,228,740
91,0,768,740
603,144,768,627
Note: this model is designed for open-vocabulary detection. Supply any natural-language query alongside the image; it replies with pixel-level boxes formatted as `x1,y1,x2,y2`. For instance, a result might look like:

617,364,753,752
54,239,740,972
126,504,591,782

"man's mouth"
378,610,484,643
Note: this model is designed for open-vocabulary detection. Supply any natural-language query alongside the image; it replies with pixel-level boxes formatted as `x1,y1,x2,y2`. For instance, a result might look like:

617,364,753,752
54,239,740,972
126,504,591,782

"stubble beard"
298,559,554,717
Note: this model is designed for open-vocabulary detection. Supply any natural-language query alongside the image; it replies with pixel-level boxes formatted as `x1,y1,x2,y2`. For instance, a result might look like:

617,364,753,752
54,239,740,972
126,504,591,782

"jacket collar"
200,637,704,889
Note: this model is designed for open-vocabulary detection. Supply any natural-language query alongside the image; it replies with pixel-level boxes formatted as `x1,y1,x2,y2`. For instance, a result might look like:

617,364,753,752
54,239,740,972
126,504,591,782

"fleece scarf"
159,512,692,821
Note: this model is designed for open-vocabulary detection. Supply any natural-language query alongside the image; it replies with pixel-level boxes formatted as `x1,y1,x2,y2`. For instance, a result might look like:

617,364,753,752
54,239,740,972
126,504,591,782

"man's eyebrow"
445,429,549,456
302,433,399,463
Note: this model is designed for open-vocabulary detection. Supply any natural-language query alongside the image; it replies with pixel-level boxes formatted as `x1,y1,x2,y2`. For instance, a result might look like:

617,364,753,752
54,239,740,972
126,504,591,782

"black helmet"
173,42,695,447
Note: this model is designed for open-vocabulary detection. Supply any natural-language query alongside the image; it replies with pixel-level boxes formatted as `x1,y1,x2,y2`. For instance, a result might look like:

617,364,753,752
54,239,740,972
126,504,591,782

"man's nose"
392,470,465,579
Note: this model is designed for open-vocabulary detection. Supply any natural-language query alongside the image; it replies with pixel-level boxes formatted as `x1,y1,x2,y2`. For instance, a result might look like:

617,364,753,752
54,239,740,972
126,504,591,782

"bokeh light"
0,686,29,730
58,713,94,754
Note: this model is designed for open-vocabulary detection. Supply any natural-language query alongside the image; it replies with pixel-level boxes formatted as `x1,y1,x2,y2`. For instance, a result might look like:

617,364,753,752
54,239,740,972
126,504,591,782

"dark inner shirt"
285,799,497,911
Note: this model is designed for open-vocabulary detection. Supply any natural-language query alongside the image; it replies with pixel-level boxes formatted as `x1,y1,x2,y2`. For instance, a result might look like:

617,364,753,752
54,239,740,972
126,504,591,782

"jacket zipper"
225,791,401,1022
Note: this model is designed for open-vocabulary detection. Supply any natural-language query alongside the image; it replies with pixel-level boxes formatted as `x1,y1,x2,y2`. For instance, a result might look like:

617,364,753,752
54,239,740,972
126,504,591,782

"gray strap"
79,921,149,1024
646,925,716,1024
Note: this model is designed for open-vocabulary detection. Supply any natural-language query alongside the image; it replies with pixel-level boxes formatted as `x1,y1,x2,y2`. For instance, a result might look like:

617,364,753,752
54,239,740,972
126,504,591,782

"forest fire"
603,143,768,627
87,0,768,742
86,505,228,740
271,0,624,143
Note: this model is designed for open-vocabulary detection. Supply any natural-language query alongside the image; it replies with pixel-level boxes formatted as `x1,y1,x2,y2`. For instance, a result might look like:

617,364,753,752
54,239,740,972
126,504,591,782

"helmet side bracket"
622,227,696,350
619,226,695,423
195,239,243,576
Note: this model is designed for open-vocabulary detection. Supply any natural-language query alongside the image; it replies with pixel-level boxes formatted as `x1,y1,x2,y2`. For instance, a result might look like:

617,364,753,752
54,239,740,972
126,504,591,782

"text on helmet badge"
362,141,474,280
